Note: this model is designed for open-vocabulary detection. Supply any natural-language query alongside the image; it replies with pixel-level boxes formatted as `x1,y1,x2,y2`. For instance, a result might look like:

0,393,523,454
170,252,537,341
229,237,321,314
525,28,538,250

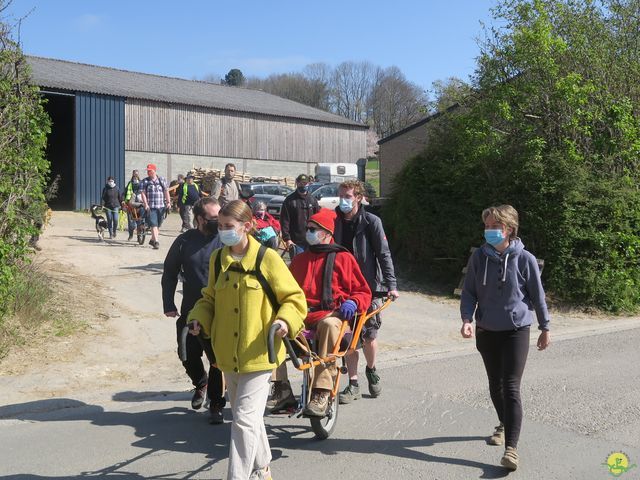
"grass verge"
0,263,86,360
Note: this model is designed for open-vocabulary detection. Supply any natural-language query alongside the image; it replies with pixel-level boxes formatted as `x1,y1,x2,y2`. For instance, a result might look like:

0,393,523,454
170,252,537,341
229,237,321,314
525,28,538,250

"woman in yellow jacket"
188,200,306,480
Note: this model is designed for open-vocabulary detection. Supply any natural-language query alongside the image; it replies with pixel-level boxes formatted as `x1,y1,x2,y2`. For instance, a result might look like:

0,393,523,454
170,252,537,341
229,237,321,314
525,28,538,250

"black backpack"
213,244,280,311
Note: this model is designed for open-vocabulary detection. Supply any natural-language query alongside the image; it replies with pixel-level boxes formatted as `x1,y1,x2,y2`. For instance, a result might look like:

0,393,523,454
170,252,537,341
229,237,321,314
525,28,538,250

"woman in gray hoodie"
460,204,551,471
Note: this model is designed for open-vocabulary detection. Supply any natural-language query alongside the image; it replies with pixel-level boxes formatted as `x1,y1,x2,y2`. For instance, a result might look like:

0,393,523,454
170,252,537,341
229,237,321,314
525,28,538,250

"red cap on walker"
309,208,337,235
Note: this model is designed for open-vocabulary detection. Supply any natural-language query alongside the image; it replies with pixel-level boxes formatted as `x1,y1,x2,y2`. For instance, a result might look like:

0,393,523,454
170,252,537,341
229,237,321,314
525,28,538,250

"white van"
314,163,358,183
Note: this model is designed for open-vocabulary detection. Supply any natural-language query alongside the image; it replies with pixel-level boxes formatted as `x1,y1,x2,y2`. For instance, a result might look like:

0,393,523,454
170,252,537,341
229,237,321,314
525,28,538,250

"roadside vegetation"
0,4,68,357
386,0,640,312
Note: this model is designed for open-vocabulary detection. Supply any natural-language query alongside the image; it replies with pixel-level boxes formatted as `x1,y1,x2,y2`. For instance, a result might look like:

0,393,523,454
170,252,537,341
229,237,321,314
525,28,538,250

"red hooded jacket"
254,212,281,233
289,249,372,326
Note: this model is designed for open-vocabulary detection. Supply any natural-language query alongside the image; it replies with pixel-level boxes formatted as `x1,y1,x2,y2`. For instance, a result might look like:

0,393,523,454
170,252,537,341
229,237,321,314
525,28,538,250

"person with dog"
123,169,144,241
177,173,201,232
101,176,123,239
268,208,372,417
212,163,241,207
280,174,319,258
140,163,171,250
334,180,399,405
187,200,306,480
460,204,551,471
162,197,226,424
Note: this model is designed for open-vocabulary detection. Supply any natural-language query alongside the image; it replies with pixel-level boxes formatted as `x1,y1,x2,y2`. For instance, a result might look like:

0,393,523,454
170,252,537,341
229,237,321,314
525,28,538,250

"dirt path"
1,211,639,416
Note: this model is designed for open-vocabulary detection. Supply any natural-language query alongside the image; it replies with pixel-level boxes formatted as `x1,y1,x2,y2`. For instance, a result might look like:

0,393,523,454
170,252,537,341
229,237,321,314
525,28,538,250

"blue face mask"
339,198,354,213
219,227,243,246
484,229,505,246
306,230,322,245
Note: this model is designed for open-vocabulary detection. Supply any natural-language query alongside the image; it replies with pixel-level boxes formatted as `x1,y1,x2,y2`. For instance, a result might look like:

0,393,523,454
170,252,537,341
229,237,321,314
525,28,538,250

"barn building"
27,56,368,209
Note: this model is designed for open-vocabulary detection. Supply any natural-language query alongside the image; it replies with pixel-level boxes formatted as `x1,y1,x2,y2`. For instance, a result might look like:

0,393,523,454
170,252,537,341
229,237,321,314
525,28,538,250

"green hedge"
0,22,51,319
385,0,640,312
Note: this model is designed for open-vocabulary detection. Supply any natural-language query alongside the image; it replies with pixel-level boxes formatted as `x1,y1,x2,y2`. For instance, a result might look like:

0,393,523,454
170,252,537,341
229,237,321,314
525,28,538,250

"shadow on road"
268,424,510,479
120,263,165,274
1,398,509,479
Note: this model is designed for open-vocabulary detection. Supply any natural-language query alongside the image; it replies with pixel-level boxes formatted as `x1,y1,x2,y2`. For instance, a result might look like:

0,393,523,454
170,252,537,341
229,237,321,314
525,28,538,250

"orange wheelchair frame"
267,297,393,439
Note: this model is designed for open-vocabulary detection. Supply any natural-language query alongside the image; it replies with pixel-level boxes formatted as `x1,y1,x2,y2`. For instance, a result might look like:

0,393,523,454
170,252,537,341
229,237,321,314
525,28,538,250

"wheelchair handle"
178,324,190,362
268,323,302,369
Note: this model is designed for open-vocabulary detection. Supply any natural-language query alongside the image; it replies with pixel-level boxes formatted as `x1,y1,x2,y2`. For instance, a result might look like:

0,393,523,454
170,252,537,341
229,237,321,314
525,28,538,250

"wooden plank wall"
125,99,366,164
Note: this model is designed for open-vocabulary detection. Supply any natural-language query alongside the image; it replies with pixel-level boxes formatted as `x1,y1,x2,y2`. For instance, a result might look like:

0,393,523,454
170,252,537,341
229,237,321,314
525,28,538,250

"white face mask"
108,181,115,188
219,227,244,246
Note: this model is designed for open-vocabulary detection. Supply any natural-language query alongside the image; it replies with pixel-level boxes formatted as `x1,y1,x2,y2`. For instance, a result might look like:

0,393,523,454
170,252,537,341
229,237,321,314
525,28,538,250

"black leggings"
476,326,530,448
176,317,226,408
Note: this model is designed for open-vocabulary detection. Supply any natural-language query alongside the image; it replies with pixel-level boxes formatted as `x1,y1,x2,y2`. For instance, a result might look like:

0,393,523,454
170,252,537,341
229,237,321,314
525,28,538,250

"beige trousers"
225,370,272,480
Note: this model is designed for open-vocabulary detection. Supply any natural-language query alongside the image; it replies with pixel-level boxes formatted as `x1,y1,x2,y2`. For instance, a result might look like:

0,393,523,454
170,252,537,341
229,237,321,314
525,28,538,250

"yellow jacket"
188,236,306,374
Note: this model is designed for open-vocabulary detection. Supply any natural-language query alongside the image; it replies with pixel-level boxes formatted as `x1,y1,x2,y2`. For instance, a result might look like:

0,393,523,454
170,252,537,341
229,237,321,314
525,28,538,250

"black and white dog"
90,204,108,241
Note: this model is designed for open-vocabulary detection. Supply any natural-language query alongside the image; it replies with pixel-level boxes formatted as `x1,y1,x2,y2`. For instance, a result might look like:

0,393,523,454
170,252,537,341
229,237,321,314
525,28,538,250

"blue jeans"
105,207,119,235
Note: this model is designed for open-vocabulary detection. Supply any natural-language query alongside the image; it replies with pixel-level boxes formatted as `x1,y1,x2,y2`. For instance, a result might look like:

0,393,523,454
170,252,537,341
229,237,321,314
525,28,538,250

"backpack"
213,244,280,311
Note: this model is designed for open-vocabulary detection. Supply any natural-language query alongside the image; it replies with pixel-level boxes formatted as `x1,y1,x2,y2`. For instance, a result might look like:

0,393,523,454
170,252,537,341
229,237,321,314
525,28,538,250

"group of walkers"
99,163,170,248
100,162,246,249
159,171,551,477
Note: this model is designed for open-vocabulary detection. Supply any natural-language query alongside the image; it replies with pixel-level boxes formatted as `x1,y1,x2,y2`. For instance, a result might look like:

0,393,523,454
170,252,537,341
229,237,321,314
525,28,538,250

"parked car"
312,183,341,210
240,182,294,197
312,182,369,210
266,195,286,218
265,183,328,218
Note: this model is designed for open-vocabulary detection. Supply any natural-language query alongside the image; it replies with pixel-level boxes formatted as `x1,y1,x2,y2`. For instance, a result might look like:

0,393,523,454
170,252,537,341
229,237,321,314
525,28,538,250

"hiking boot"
366,366,382,397
266,381,297,412
303,389,330,417
489,423,505,445
191,384,207,410
153,241,160,250
338,384,361,404
501,446,519,470
250,466,272,480
209,405,224,425
127,232,134,241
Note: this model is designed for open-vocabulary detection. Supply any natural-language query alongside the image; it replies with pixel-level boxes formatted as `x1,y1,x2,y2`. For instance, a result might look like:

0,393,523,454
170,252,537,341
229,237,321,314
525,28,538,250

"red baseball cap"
146,163,157,172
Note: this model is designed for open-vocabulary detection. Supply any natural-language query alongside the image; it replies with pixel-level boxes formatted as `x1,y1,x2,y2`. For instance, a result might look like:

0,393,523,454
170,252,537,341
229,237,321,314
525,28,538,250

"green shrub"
0,11,51,320
386,0,640,312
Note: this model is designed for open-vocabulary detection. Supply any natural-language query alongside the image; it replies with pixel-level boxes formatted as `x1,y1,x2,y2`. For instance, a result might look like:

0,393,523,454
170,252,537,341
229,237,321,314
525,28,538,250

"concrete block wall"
125,151,313,184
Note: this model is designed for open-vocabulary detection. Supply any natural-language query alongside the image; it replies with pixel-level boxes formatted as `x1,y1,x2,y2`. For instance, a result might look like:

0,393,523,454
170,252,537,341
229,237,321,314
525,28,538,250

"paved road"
2,326,639,479
1,212,639,479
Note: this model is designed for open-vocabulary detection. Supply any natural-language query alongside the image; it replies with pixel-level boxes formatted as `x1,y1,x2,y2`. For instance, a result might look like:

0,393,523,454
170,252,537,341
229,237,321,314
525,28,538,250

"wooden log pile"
187,167,295,192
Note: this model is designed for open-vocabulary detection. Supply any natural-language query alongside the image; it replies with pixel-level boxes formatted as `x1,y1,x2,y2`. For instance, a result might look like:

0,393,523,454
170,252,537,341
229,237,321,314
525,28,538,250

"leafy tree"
223,68,245,87
387,0,640,311
0,5,52,319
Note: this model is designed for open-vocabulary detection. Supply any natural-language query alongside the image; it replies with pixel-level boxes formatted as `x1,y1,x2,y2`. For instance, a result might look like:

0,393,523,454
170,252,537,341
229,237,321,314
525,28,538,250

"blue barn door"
74,93,125,210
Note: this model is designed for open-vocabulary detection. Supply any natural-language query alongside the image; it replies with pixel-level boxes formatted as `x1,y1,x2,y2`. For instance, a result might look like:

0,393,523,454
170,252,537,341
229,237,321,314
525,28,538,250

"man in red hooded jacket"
269,208,371,417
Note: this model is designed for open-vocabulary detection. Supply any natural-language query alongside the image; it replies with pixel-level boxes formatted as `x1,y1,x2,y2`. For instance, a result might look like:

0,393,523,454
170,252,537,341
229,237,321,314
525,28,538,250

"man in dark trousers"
162,197,226,424
177,174,201,232
333,180,399,405
280,174,319,257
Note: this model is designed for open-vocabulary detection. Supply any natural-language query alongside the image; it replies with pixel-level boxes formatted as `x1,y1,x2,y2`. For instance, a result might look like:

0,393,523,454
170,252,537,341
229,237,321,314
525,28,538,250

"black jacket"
101,185,122,209
280,190,320,246
162,229,223,317
333,206,397,295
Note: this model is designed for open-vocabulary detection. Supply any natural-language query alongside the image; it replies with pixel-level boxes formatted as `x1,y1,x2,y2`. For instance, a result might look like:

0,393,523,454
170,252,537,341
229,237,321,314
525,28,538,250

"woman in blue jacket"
460,204,551,471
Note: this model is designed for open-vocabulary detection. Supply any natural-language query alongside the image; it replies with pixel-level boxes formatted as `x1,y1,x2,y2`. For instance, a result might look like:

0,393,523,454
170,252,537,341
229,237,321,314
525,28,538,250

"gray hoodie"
460,238,550,331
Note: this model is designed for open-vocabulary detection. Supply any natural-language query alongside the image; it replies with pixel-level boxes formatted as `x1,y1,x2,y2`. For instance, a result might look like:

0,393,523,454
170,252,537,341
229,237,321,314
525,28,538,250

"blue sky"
6,0,499,94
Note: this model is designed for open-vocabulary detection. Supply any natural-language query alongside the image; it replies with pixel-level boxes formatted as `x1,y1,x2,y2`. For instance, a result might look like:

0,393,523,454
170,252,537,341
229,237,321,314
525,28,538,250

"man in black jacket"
280,174,319,257
162,197,226,424
333,180,399,405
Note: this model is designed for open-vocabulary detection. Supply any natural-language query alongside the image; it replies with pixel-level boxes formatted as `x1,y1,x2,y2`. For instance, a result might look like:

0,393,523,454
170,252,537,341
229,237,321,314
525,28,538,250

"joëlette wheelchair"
267,297,393,439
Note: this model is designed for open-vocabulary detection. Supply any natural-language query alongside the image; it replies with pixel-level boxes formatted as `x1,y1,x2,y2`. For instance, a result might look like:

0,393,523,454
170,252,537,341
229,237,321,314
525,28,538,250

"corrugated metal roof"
27,56,366,129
